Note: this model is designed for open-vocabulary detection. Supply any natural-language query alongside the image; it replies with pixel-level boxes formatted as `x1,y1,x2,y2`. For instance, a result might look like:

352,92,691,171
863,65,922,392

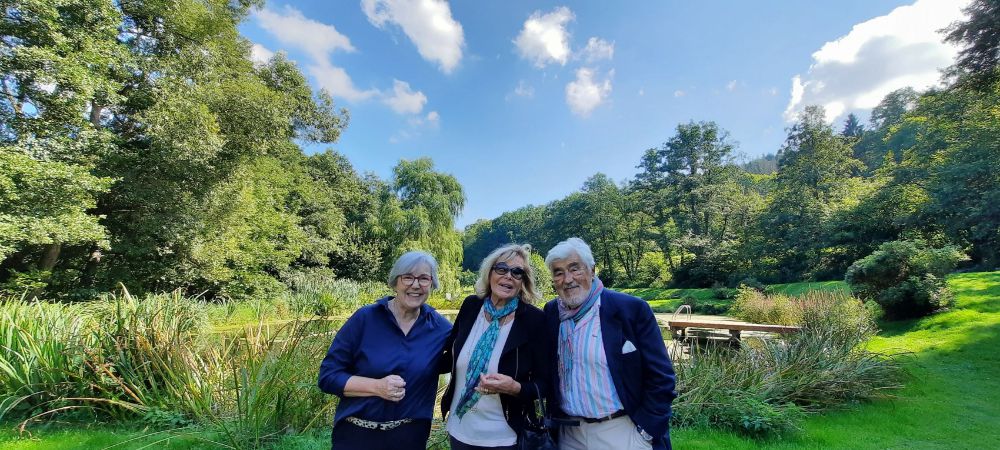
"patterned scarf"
557,277,604,384
455,296,520,418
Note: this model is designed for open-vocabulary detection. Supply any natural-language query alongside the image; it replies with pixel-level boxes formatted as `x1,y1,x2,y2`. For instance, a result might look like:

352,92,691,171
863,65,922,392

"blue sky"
239,0,968,228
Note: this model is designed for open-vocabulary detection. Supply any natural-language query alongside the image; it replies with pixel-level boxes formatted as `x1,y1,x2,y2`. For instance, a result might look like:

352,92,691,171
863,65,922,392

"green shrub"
458,269,478,288
0,270,50,298
730,288,801,325
845,240,967,319
0,299,93,420
284,271,387,317
737,277,766,292
529,252,555,299
712,282,736,300
637,252,671,288
672,295,901,437
696,303,730,315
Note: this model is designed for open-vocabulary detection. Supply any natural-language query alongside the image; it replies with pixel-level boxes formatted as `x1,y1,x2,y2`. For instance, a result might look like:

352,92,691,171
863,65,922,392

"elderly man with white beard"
542,237,677,450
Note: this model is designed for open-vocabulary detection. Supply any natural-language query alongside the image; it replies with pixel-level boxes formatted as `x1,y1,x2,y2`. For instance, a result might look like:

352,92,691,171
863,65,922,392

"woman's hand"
477,373,521,396
378,374,407,402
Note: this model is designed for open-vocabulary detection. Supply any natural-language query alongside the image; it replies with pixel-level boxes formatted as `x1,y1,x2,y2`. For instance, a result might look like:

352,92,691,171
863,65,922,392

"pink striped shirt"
558,297,624,418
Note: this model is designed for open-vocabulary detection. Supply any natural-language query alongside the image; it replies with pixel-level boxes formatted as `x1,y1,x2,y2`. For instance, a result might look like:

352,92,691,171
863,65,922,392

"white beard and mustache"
558,284,590,309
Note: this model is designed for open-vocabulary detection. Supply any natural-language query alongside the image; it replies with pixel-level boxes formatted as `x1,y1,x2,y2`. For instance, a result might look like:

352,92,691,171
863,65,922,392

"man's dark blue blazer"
544,289,677,450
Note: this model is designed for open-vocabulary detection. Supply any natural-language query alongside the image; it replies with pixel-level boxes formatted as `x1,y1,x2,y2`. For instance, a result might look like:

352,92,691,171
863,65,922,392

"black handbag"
519,383,557,450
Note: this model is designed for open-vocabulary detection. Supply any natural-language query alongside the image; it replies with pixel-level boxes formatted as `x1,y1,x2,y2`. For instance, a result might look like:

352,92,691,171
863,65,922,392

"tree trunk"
39,243,61,271
90,102,104,126
80,246,103,287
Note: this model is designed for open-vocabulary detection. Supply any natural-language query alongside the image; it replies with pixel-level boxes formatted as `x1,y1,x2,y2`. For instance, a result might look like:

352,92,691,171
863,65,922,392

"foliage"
673,290,901,437
729,288,801,326
943,0,1000,84
845,240,967,319
633,121,758,286
755,106,866,282
528,251,555,300
635,251,671,288
736,277,765,292
282,270,388,317
0,289,339,448
0,145,112,263
0,0,469,302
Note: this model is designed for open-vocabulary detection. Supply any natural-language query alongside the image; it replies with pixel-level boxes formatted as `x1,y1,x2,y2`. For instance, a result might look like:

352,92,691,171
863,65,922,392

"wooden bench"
664,319,801,343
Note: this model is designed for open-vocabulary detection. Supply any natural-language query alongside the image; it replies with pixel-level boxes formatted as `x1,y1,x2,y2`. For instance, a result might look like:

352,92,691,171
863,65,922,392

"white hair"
544,237,595,270
387,251,440,289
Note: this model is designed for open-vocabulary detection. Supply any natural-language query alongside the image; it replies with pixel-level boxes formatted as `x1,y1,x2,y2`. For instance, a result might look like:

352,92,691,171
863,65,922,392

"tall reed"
0,299,93,420
672,291,902,436
1,287,344,448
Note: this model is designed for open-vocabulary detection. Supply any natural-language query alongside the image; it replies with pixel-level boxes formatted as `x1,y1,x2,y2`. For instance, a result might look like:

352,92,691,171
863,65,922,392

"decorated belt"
345,416,413,431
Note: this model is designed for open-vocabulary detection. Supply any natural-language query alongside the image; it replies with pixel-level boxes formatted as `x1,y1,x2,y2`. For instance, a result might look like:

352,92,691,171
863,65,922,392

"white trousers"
559,415,653,450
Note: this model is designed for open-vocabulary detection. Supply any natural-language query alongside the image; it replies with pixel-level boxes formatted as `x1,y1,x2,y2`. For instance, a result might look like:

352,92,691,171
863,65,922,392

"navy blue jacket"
544,289,677,450
440,295,550,436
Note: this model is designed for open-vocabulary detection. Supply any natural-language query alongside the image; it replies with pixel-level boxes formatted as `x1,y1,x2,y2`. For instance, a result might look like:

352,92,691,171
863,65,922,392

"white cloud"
506,80,535,100
255,6,355,61
784,0,968,122
382,79,427,114
514,7,575,68
566,68,612,117
726,80,738,92
255,6,377,102
673,90,686,98
362,0,465,73
307,61,378,102
250,43,275,65
395,110,439,143
426,110,440,126
578,37,614,63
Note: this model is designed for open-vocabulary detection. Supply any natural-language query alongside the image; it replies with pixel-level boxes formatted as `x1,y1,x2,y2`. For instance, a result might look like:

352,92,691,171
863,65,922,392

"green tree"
390,158,465,296
0,143,112,295
895,79,1000,267
853,88,920,171
943,0,1000,84
2,0,351,298
841,113,865,138
633,121,759,286
757,106,865,281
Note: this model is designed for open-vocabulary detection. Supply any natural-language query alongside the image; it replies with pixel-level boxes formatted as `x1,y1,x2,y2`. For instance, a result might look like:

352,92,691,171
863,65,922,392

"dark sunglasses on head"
492,263,526,280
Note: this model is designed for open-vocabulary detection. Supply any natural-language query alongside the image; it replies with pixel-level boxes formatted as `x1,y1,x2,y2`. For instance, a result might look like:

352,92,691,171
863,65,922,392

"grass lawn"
672,271,1000,449
621,287,728,313
0,425,331,449
3,273,998,449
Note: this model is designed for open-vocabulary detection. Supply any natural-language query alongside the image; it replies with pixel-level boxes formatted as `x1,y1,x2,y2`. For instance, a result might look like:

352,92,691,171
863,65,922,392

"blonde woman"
441,244,550,450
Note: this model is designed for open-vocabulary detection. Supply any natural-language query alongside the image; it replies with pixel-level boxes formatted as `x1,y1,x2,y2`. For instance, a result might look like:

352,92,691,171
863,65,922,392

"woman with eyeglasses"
318,251,451,450
441,243,551,450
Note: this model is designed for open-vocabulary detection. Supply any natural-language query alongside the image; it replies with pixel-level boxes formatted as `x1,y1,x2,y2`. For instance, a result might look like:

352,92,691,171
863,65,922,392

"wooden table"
664,319,801,343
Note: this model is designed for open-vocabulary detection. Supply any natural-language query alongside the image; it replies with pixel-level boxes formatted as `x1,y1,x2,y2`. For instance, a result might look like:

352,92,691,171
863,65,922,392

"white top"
447,305,517,446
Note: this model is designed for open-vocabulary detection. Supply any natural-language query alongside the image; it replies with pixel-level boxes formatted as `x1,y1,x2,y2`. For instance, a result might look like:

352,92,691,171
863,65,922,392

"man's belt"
581,410,628,423
344,416,413,431
554,409,628,426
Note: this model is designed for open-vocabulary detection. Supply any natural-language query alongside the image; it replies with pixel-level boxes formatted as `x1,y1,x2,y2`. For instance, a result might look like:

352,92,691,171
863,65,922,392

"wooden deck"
662,319,801,343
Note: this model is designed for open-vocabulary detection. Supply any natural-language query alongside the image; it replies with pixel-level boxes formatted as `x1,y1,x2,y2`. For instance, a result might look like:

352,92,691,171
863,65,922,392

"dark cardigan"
440,295,550,436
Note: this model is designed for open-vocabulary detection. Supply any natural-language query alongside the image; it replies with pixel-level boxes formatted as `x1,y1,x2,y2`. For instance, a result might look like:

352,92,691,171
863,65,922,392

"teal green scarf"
454,296,519,418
